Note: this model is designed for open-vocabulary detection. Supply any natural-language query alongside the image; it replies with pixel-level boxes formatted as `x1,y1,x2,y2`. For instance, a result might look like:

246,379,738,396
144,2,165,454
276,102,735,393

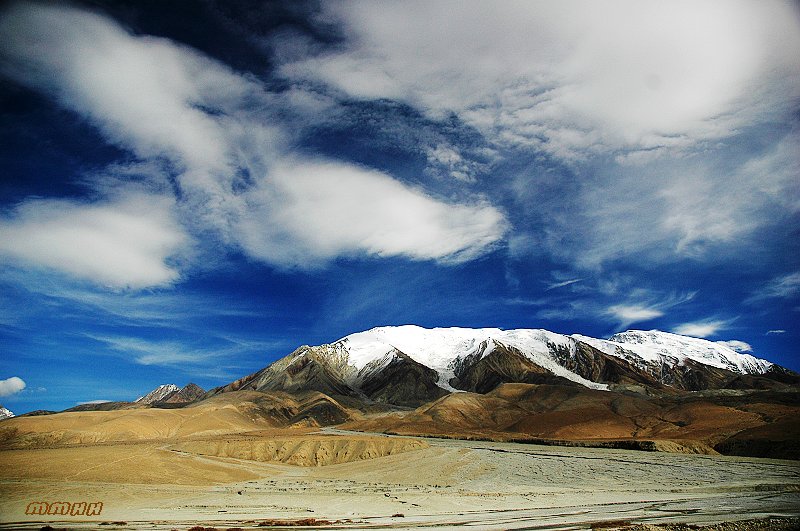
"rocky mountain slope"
159,383,206,404
577,330,794,389
55,383,208,414
0,390,359,449
208,326,796,406
343,382,800,459
135,384,180,404
136,383,205,405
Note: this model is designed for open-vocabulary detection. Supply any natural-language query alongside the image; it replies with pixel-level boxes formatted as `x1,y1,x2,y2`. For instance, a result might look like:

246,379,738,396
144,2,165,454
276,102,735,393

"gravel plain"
1,430,798,530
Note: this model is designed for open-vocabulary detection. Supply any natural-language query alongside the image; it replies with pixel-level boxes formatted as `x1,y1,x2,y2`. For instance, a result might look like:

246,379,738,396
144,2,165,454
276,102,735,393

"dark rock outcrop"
359,350,448,407
450,340,575,393
551,340,666,387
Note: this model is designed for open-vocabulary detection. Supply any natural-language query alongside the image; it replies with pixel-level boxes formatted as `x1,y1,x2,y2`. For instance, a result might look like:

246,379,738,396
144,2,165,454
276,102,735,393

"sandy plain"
1,427,799,530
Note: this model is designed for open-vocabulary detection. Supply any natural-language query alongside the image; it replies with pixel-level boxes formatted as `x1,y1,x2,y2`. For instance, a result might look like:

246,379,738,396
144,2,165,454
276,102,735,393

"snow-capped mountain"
135,383,205,405
341,325,606,391
0,405,14,420
211,325,794,406
135,384,180,404
575,330,773,375
160,383,205,403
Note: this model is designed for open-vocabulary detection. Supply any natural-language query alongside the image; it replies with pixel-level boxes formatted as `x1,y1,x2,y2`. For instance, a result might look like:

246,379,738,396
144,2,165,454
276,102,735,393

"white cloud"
0,193,187,289
606,291,696,329
0,1,505,275
715,340,753,353
282,0,800,159
238,159,506,267
672,319,731,338
0,1,279,242
1,0,794,284
766,329,786,335
0,376,26,397
78,399,111,405
607,305,663,325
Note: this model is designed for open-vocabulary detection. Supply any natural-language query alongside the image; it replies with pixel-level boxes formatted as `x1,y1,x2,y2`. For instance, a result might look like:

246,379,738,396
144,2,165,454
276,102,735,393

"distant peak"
135,383,180,404
607,329,773,374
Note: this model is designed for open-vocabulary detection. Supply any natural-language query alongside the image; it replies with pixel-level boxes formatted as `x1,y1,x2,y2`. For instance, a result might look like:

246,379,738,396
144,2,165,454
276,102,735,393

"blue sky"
1,0,799,413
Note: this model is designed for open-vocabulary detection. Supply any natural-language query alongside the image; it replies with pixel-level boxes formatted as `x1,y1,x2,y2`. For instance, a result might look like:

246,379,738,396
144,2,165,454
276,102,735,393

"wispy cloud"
0,267,262,332
529,131,800,270
605,291,696,329
749,272,800,303
672,318,733,338
84,334,283,379
544,278,583,291
529,278,698,331
0,267,298,380
535,299,591,322
767,329,786,335
86,335,217,366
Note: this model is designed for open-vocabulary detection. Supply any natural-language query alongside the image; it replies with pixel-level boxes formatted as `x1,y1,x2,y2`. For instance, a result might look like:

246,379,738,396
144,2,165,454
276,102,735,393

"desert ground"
1,424,799,530
0,389,798,529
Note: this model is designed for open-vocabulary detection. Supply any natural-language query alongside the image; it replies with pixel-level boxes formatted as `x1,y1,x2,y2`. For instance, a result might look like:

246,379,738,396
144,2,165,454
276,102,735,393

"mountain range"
6,326,797,459
205,326,796,406
193,326,797,459
0,406,13,420
50,382,207,414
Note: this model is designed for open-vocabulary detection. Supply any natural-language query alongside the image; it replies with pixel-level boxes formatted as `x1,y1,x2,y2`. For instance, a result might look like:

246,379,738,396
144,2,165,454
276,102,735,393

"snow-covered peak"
0,405,14,420
340,325,503,371
135,383,179,404
334,325,605,390
605,330,773,374
291,325,781,395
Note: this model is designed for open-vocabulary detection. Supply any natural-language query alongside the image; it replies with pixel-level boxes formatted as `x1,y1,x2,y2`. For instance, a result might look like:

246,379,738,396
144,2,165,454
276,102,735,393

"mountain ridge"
135,383,205,405
0,405,13,420
207,325,795,406
136,384,180,404
3,326,798,460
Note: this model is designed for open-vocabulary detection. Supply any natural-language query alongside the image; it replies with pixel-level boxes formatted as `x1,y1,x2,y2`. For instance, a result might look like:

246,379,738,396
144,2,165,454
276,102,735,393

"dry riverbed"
0,430,798,530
